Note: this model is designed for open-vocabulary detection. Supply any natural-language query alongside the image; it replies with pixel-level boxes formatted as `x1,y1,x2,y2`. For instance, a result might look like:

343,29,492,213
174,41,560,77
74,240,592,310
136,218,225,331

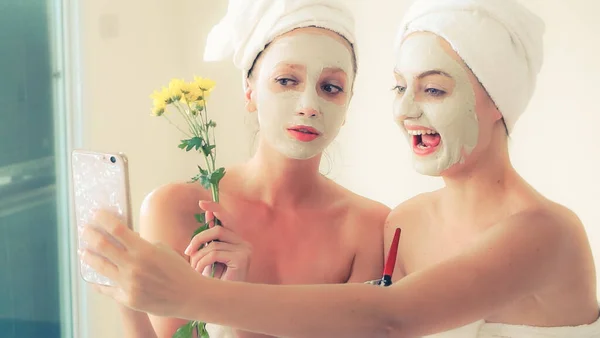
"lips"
287,125,320,142
287,126,320,135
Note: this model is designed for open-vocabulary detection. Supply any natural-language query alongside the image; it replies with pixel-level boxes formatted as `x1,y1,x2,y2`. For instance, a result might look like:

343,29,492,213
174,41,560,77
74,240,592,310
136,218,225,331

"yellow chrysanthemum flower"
168,78,187,100
193,76,216,92
182,82,204,103
151,100,167,116
150,87,170,116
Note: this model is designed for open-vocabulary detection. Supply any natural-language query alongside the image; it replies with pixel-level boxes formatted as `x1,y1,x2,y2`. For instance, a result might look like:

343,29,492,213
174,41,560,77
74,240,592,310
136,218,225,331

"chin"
412,162,445,177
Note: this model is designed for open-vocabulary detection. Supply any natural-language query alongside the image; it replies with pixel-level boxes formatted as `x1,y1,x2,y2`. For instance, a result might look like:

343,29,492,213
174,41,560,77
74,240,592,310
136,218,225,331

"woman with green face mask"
87,1,388,337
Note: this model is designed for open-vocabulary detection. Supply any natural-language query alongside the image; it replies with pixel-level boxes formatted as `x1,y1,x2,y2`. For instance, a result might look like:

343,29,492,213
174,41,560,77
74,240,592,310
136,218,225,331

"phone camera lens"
110,156,116,163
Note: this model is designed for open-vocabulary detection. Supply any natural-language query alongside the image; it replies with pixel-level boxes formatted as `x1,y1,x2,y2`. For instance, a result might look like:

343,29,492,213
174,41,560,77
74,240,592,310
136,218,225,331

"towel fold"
204,0,355,89
395,0,546,133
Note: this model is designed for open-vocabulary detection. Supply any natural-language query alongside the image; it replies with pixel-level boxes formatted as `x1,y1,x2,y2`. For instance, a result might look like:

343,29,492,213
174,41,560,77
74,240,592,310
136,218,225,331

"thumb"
199,200,229,224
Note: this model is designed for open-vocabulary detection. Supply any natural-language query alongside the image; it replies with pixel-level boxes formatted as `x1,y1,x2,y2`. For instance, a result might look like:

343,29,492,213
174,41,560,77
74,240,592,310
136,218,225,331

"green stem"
201,93,217,164
162,114,191,137
174,101,202,137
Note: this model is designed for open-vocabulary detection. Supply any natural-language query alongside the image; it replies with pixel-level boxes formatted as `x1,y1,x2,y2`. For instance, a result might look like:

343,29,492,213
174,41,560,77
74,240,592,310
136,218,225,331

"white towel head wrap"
395,0,545,134
204,0,356,90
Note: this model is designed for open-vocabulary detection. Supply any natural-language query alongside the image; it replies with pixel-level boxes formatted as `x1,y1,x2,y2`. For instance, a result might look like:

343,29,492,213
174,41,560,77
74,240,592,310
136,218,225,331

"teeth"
406,129,437,136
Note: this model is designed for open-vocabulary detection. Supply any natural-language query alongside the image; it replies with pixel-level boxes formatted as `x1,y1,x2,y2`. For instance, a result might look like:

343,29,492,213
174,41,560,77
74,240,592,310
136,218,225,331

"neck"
441,128,521,219
243,139,325,207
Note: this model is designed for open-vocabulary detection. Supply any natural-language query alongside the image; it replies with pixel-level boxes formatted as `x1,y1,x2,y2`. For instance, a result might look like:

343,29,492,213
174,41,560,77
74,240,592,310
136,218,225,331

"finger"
82,226,128,265
206,210,215,228
198,200,231,225
93,209,140,249
189,241,240,268
184,226,244,255
194,251,234,273
81,249,120,282
202,262,226,278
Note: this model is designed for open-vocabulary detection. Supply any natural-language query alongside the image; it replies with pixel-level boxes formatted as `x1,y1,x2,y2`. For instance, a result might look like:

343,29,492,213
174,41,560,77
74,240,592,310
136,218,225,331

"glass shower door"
0,0,73,337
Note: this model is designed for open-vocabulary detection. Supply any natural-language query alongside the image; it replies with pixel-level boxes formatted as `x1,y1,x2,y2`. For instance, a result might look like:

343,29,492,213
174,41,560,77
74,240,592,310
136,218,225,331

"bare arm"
179,210,570,337
120,184,206,338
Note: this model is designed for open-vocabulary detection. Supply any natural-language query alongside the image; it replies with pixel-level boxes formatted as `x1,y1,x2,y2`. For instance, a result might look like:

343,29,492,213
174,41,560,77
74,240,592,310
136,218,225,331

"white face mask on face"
254,33,354,160
393,34,479,176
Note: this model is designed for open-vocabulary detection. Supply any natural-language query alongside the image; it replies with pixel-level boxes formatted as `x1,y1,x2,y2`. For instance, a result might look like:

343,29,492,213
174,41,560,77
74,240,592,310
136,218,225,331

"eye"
322,83,343,94
425,88,446,97
392,85,406,95
275,78,298,87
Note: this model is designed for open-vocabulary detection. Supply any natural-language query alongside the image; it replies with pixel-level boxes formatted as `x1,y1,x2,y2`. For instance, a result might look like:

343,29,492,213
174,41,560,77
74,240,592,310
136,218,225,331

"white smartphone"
71,149,133,286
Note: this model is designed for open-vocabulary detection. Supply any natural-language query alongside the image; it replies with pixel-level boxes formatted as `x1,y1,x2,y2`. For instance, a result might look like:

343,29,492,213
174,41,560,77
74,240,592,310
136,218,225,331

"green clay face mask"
254,33,353,160
393,34,479,176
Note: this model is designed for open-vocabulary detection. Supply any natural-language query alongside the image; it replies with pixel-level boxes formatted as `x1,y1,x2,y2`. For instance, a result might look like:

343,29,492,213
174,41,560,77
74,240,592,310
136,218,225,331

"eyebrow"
274,63,306,71
321,67,348,75
394,68,453,79
417,70,452,79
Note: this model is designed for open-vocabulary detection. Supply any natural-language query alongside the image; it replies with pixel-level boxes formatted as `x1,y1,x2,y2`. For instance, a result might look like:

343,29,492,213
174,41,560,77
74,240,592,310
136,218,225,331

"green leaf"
197,322,210,338
180,137,205,152
201,144,216,157
189,137,204,151
189,173,201,183
198,165,208,175
178,139,188,150
209,167,226,186
199,174,211,190
194,213,205,224
172,321,195,338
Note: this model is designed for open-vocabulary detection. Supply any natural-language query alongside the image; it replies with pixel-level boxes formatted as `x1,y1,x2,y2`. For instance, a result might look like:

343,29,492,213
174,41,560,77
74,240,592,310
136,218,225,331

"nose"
394,90,421,121
296,107,320,118
296,87,321,118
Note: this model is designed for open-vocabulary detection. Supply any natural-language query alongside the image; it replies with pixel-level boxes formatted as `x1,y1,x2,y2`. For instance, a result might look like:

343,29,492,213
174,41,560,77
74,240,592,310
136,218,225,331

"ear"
490,104,503,122
244,79,257,113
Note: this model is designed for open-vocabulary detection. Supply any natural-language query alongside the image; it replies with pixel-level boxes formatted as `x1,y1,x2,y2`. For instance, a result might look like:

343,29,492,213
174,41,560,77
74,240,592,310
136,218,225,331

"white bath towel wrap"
395,0,546,133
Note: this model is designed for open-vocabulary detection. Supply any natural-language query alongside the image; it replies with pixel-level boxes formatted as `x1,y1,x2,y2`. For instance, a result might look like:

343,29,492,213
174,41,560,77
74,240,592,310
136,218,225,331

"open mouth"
407,128,441,154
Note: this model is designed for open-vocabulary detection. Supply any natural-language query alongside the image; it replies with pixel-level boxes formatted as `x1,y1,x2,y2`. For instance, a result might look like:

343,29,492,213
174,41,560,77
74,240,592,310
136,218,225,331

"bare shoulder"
502,201,585,245
331,182,391,230
139,182,212,255
385,191,439,233
141,181,211,216
502,201,591,262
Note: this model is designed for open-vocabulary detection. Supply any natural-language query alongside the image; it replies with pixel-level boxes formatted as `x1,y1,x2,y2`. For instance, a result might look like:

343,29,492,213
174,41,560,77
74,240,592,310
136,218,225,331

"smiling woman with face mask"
102,1,389,338
81,0,600,337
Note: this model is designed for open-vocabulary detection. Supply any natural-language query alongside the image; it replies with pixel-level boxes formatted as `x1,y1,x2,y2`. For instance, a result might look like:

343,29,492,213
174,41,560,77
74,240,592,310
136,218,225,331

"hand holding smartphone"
71,150,133,286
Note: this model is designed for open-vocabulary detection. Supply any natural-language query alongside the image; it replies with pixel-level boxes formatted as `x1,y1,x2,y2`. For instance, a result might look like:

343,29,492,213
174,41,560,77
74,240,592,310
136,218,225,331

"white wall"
74,0,599,337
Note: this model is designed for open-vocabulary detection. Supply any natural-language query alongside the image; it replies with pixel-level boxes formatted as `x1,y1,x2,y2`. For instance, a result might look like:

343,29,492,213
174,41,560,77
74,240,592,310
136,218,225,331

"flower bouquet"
150,76,225,338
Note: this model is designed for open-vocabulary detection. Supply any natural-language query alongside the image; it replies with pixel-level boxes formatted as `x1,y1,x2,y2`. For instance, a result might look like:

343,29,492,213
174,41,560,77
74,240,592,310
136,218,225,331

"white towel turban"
203,0,356,90
395,0,546,134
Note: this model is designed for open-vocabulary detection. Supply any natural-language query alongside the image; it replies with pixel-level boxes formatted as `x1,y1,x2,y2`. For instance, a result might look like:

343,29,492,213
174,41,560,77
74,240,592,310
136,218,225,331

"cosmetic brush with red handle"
380,228,401,287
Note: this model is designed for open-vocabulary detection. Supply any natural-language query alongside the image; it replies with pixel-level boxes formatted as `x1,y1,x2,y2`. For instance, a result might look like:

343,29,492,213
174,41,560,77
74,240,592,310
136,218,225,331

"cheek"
321,91,348,106
392,97,402,119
